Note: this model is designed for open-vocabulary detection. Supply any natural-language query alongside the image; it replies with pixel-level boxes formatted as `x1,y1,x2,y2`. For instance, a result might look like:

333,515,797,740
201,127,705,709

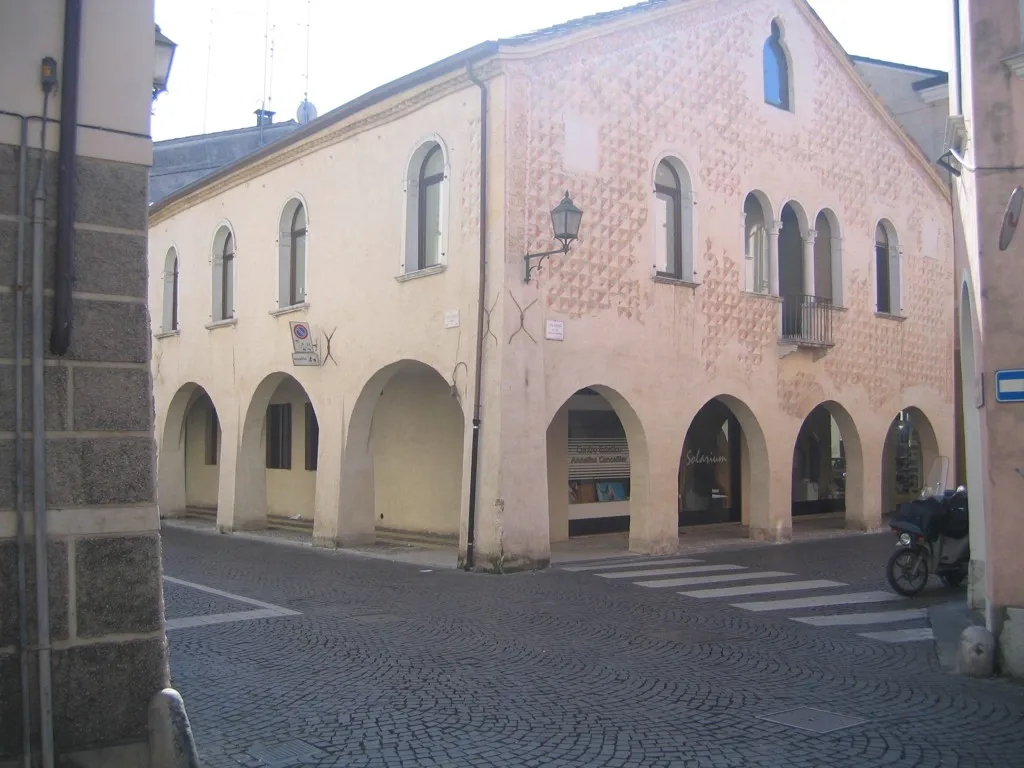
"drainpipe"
465,64,489,570
51,0,82,356
953,0,963,117
14,113,32,768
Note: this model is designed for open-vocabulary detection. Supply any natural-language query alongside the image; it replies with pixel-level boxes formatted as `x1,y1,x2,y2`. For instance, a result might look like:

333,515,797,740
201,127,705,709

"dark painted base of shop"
792,499,846,517
568,516,631,536
678,507,740,526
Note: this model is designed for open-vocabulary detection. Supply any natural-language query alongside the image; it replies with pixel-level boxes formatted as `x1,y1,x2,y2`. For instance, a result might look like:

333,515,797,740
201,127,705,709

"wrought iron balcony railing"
781,294,835,347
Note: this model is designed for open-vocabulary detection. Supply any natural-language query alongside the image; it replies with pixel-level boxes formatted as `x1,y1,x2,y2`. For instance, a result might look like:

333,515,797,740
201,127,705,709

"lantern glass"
154,25,177,96
550,191,583,245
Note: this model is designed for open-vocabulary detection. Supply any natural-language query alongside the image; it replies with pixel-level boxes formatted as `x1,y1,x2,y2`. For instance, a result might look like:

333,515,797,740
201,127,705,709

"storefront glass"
679,400,740,525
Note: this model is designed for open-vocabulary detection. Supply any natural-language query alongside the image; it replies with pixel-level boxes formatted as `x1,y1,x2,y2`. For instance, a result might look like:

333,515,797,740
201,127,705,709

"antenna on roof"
303,0,311,104
202,7,213,134
259,0,270,146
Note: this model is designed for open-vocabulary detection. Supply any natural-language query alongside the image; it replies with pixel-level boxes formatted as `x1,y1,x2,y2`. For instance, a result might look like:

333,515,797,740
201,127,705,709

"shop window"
567,408,631,506
679,400,741,526
266,403,292,470
203,399,219,466
304,402,319,471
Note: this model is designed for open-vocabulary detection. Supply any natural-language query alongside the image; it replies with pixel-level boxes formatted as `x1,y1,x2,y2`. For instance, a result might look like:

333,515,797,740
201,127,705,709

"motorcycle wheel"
886,547,930,596
940,571,966,588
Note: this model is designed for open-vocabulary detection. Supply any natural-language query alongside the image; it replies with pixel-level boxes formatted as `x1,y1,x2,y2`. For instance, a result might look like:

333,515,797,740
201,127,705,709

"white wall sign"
445,310,460,329
292,351,320,367
545,319,565,341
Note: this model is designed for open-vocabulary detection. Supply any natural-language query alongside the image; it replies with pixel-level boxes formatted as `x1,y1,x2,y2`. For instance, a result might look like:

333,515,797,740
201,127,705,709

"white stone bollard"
149,688,202,768
957,625,996,678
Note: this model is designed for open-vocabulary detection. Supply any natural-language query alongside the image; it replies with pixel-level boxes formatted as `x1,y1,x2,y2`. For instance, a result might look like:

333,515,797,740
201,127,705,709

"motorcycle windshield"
919,456,950,499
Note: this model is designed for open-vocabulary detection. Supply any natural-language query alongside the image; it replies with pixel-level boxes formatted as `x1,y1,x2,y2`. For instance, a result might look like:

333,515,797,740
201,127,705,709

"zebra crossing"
561,555,934,645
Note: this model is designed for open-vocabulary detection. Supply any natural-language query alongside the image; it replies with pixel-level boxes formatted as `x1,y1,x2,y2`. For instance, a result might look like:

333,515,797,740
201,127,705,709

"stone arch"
338,359,466,544
790,401,864,529
814,208,843,305
546,385,659,552
881,406,941,516
233,371,323,530
158,382,221,519
678,394,772,537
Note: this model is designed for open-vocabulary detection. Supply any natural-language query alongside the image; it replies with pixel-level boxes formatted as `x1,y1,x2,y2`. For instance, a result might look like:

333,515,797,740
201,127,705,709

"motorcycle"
885,456,970,597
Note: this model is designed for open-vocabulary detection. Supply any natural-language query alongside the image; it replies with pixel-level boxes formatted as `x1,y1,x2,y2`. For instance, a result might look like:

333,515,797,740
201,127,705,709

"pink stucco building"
951,0,1024,677
148,0,954,574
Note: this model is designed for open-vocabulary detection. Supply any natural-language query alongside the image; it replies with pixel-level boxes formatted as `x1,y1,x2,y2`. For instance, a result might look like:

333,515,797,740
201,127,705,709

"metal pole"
14,113,33,768
32,91,55,768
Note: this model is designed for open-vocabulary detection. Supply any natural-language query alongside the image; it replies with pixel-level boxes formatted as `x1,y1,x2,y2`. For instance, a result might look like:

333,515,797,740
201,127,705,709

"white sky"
151,0,953,141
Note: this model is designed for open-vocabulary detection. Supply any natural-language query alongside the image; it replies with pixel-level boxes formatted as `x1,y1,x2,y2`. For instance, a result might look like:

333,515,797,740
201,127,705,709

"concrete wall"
372,369,464,536
0,0,166,764
956,0,1024,677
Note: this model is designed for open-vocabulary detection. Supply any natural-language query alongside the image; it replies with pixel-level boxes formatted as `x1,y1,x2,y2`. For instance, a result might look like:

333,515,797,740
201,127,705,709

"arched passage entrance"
234,372,321,530
547,386,659,552
790,402,863,526
335,360,465,544
881,407,940,516
678,396,770,533
158,382,221,519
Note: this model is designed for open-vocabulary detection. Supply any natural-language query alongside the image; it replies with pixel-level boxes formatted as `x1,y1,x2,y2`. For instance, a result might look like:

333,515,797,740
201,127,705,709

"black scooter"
886,456,970,597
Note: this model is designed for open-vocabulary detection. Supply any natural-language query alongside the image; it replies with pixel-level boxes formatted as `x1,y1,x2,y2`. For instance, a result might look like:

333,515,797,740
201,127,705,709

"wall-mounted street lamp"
153,24,177,100
523,191,584,283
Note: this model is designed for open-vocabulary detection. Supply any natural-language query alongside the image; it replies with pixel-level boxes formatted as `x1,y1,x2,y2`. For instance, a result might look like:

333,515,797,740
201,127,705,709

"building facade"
0,1,169,765
952,0,1024,677
149,0,955,571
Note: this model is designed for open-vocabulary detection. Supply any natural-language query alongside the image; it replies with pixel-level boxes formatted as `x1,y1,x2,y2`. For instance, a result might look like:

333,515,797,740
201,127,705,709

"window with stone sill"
653,158,695,282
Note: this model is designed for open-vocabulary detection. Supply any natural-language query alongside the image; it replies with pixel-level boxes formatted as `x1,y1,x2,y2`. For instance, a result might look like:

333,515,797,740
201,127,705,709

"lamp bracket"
524,242,571,283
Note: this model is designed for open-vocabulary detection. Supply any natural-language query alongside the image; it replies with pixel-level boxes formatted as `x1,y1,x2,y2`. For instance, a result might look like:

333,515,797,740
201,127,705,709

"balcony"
780,294,835,351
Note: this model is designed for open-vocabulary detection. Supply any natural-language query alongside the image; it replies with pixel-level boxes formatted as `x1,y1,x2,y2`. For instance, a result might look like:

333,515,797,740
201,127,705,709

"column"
803,229,817,296
748,431,792,541
845,429,883,532
312,407,376,548
628,432,680,555
547,404,569,544
768,221,781,296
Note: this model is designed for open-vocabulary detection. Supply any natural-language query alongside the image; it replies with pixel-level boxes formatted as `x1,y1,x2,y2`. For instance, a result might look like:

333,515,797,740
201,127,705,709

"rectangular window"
266,403,292,470
304,402,319,471
204,402,219,466
875,244,891,313
422,182,442,268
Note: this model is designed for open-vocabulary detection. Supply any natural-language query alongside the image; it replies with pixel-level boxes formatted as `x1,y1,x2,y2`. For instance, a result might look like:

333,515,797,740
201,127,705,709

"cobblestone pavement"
162,527,1024,768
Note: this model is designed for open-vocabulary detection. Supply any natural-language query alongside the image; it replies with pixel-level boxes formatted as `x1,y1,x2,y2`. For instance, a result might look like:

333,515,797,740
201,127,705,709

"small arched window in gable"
653,158,695,281
278,199,307,307
162,247,179,332
403,140,448,275
212,226,235,322
763,20,791,111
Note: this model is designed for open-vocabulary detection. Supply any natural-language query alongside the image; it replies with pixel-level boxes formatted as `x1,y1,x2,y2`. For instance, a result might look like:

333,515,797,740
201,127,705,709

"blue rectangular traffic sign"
995,369,1024,403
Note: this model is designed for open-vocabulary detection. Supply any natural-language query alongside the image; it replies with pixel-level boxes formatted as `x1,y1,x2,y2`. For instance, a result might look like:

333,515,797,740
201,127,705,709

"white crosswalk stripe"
562,558,936,645
734,591,905,612
792,608,928,627
598,564,746,580
634,570,794,589
679,579,845,598
560,557,703,572
858,627,935,643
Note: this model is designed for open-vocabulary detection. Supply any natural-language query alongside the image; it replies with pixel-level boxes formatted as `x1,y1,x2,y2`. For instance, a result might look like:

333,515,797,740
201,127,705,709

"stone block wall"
0,144,167,766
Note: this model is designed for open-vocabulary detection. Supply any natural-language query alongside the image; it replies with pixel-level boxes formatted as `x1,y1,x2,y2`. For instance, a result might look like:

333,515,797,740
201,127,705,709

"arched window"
875,221,900,315
743,193,771,294
161,247,179,332
403,140,447,274
653,158,695,280
763,20,791,111
278,199,307,307
211,225,235,322
814,209,843,305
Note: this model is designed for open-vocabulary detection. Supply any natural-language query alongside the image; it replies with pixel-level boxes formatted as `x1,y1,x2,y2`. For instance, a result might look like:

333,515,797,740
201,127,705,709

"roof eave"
148,40,499,218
